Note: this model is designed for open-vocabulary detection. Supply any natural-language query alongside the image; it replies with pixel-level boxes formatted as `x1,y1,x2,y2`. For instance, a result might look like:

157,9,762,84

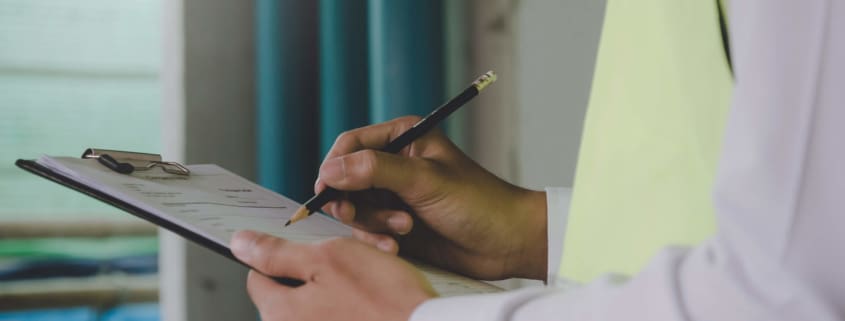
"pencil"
284,70,498,227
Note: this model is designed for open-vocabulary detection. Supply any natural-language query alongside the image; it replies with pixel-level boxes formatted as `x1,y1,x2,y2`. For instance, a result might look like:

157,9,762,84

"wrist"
508,189,548,280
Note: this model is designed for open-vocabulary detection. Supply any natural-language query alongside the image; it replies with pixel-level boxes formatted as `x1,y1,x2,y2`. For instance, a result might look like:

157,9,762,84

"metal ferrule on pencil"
472,71,497,92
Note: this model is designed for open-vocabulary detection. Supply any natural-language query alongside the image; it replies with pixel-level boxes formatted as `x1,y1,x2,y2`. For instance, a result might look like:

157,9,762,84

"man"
230,0,845,320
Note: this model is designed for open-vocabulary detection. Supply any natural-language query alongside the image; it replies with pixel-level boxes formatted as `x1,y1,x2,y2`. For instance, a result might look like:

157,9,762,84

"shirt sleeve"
411,0,845,320
544,187,572,285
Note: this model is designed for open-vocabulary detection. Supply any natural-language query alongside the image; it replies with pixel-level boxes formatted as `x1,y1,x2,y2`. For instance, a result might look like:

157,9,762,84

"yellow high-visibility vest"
561,0,732,281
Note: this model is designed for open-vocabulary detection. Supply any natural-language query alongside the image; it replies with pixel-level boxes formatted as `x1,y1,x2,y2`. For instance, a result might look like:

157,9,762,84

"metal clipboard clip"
82,148,190,176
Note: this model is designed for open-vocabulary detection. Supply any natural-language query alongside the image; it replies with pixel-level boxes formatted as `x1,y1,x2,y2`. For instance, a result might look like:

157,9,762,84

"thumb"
319,150,435,194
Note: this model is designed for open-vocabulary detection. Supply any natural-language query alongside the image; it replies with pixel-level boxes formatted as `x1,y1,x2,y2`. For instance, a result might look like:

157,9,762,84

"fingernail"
388,215,410,235
377,238,394,252
231,230,259,261
320,158,345,182
331,202,343,219
313,177,322,191
330,210,343,221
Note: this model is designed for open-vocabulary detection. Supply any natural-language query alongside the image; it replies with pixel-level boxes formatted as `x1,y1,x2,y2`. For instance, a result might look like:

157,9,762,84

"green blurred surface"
0,237,158,260
0,0,161,221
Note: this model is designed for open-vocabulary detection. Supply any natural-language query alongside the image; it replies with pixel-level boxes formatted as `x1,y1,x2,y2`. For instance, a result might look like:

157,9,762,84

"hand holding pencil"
285,71,497,227
287,71,549,281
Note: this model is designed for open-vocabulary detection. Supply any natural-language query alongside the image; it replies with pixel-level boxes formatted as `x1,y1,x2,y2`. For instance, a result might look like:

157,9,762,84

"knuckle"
396,115,423,127
245,270,262,295
354,150,379,178
330,130,363,155
248,235,276,269
357,231,381,246
315,237,349,258
334,130,354,146
351,228,371,241
393,115,423,132
319,237,343,251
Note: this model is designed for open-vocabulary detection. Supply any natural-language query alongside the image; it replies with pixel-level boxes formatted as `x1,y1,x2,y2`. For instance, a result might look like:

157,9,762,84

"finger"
314,186,355,223
324,116,423,161
351,208,413,235
246,270,294,313
314,177,325,194
319,198,356,222
384,211,413,234
393,224,465,273
230,230,312,279
320,149,437,193
352,228,399,254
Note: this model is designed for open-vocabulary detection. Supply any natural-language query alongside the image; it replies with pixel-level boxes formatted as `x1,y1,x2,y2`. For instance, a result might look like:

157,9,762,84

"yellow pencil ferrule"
472,70,497,92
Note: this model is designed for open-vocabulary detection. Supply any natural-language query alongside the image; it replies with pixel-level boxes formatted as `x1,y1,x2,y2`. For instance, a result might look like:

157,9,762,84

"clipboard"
15,149,504,295
15,149,303,286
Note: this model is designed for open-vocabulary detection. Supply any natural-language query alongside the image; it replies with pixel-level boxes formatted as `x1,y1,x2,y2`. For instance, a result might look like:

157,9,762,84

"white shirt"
412,0,845,320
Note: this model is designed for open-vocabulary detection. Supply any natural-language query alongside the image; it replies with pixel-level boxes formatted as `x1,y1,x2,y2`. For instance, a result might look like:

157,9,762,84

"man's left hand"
230,230,437,321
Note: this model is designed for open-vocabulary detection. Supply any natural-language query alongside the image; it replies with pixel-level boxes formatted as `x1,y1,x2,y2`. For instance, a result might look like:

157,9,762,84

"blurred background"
0,0,604,320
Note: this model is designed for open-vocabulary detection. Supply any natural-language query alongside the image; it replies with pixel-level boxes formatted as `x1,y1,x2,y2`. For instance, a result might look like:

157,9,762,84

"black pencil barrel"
304,187,340,212
300,72,492,217
383,87,478,153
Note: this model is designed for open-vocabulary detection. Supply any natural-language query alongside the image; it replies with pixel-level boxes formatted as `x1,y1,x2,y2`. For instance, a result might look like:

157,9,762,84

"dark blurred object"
0,274,158,311
0,221,156,239
0,255,157,281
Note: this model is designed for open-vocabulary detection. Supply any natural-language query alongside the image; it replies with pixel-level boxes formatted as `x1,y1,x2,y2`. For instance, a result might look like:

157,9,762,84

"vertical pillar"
368,0,445,123
161,0,259,319
320,0,370,156
256,0,320,201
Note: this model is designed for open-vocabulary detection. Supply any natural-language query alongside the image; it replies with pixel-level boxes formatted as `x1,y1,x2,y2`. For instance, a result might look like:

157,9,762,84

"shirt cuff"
545,187,572,285
408,187,574,321
409,287,554,321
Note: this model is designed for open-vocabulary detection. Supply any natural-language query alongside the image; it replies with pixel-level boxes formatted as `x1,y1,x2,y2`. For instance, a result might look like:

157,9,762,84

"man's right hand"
316,116,548,281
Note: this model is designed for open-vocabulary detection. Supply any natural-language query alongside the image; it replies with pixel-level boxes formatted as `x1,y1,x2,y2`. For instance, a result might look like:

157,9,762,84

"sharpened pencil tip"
285,206,312,228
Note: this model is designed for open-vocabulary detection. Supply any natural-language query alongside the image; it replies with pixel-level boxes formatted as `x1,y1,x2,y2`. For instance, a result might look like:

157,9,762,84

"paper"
36,156,501,296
